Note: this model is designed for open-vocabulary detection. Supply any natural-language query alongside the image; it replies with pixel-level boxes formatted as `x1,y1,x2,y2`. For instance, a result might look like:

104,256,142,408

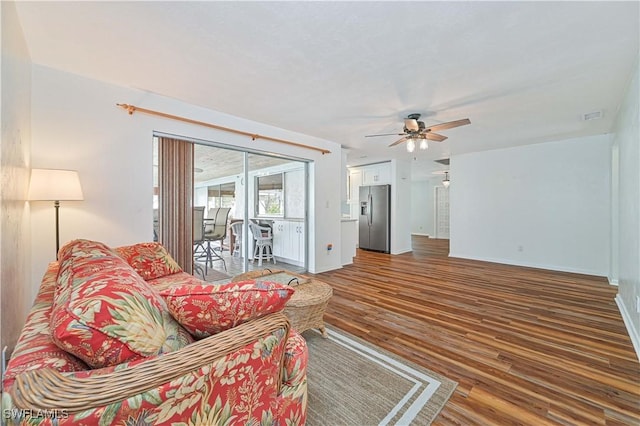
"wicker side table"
232,270,333,337
284,280,333,337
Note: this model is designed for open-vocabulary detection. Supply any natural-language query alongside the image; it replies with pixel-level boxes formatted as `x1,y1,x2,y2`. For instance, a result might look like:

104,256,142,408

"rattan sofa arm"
10,312,290,413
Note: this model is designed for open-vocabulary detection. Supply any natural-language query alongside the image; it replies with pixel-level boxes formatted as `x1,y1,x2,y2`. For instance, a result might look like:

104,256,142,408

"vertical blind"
158,137,194,274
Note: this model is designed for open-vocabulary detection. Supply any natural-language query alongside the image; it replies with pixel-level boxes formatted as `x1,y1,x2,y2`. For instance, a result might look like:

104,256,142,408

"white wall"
30,66,343,286
612,54,640,358
411,177,442,237
391,159,412,254
450,134,611,276
1,1,33,354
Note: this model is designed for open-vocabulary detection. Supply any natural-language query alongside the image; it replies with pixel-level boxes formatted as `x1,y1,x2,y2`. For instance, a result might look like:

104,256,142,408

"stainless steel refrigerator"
359,184,390,253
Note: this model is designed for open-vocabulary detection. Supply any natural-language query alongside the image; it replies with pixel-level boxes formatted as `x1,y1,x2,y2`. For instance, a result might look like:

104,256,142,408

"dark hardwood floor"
316,236,639,425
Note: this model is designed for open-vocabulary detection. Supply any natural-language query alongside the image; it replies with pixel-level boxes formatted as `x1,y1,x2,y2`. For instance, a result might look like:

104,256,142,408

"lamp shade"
28,169,84,201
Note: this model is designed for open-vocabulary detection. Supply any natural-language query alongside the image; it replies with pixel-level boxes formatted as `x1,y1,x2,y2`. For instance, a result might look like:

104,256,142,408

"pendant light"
442,171,450,188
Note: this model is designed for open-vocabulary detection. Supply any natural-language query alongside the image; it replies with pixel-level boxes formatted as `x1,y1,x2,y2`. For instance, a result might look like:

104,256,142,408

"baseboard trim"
608,277,619,286
448,252,606,278
310,264,343,274
391,248,413,255
615,294,640,362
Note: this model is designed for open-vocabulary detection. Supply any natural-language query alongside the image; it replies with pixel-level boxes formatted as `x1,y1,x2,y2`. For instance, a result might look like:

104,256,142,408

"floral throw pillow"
159,280,295,339
57,238,114,265
115,242,182,281
51,240,193,368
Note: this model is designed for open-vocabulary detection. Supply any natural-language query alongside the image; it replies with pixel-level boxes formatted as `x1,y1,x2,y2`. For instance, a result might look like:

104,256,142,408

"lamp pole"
54,200,60,259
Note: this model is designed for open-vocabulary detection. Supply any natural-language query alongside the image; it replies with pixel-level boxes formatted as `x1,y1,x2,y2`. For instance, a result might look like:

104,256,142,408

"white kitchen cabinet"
291,222,305,264
361,162,391,185
272,220,288,259
348,169,362,219
272,220,305,265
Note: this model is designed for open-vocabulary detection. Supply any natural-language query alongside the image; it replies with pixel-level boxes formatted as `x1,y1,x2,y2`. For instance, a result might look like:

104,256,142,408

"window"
207,182,236,210
256,173,284,216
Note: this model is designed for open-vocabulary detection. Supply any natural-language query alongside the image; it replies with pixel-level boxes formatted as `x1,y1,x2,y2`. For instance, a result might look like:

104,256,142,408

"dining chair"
249,221,276,266
204,207,231,271
230,221,243,258
192,206,208,278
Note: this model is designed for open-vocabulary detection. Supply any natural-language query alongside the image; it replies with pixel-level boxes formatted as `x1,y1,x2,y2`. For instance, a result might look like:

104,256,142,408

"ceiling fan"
365,113,471,152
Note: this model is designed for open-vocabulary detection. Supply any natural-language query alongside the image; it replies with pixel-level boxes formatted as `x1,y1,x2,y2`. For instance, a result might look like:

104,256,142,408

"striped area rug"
303,326,457,426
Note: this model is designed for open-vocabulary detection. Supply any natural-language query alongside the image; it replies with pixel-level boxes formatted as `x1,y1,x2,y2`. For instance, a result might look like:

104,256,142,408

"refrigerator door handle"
369,194,373,226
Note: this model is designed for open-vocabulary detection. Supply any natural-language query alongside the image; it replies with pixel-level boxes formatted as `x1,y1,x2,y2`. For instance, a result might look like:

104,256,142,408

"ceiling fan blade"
425,118,471,132
424,132,447,142
365,132,406,138
388,136,408,147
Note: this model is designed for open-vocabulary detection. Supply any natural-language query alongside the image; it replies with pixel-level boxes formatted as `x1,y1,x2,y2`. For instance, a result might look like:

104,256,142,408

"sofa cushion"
58,238,114,263
3,262,89,391
147,270,205,292
115,242,182,281
282,330,308,387
51,240,193,368
159,280,295,339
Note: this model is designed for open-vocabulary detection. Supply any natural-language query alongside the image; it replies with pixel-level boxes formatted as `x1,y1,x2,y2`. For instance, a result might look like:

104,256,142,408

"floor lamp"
28,169,84,259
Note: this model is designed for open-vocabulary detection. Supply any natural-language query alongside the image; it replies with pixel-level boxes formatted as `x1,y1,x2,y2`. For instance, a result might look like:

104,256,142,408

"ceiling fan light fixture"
442,171,451,188
371,114,470,151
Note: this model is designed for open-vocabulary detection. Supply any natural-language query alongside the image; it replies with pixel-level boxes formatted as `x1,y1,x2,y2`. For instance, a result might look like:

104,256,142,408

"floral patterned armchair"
2,240,308,425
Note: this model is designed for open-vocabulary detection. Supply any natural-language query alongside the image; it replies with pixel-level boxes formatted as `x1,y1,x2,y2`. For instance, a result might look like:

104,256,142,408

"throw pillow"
51,240,193,368
57,238,114,265
56,239,120,298
159,280,295,339
115,242,182,281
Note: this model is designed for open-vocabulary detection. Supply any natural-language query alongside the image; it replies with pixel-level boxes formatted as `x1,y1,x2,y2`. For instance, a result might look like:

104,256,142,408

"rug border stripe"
322,328,442,425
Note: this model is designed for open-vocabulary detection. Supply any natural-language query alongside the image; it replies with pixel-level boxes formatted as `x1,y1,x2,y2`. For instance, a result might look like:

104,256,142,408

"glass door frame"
154,131,310,275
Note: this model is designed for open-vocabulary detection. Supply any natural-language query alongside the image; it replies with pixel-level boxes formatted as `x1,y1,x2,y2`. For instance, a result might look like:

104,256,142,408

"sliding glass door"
247,153,307,276
154,134,308,281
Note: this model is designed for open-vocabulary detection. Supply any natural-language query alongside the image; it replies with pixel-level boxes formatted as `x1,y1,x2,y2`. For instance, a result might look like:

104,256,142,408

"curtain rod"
116,103,331,155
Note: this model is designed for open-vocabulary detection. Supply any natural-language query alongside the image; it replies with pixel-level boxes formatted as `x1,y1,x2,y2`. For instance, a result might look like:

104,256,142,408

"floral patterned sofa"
2,239,308,425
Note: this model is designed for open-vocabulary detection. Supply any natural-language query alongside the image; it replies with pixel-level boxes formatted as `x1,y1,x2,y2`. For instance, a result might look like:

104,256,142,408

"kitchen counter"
341,219,358,265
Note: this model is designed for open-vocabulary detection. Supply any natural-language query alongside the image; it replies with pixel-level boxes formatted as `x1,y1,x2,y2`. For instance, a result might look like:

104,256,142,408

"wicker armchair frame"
10,312,290,413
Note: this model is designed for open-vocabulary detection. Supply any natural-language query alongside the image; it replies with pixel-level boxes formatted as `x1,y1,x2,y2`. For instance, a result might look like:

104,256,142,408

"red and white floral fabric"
2,240,308,425
115,242,183,281
1,263,88,391
51,240,193,368
159,280,295,339
147,270,204,292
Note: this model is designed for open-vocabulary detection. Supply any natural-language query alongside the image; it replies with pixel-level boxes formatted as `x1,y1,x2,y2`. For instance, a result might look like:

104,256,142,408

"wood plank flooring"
315,236,639,425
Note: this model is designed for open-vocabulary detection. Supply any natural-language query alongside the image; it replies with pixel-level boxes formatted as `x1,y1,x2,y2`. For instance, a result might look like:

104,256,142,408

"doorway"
434,185,450,239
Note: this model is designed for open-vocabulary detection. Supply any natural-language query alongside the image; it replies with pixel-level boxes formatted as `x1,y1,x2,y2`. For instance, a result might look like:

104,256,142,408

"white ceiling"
14,1,639,179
